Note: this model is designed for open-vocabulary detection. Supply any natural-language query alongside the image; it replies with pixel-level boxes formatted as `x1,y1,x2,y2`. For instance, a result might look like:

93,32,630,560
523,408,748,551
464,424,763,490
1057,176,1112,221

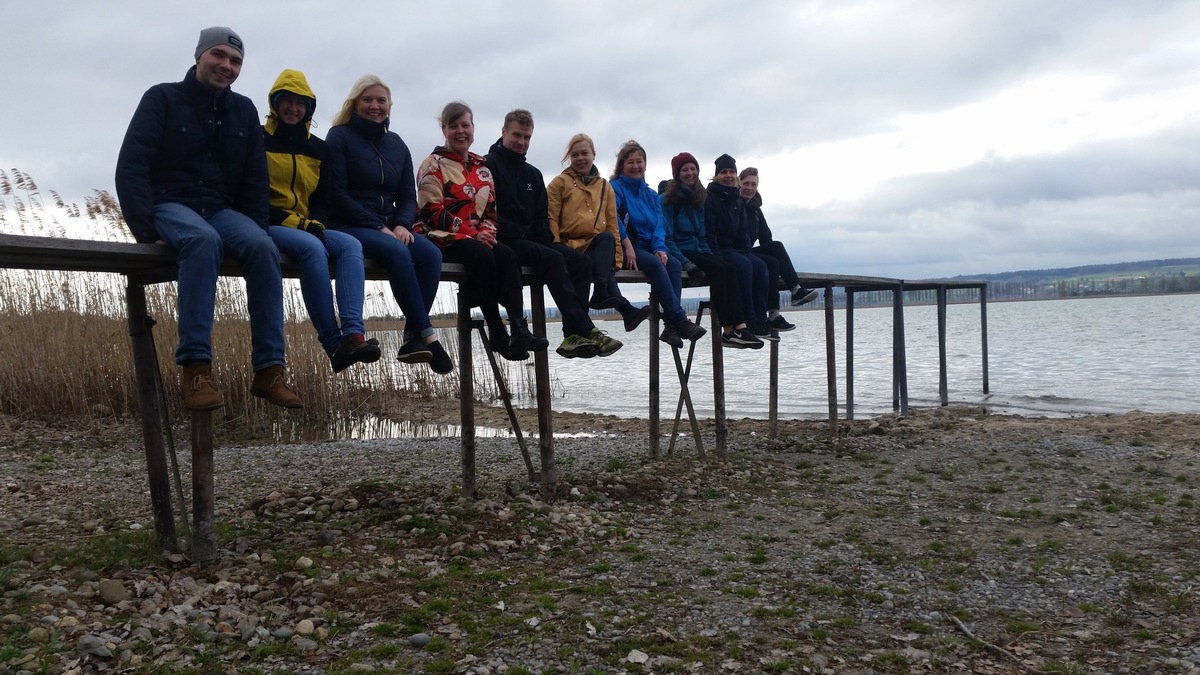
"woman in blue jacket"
325,75,452,373
609,140,705,349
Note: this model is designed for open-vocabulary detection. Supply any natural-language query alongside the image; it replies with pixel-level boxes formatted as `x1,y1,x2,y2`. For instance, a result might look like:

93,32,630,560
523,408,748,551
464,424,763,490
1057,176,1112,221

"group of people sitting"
114,27,817,412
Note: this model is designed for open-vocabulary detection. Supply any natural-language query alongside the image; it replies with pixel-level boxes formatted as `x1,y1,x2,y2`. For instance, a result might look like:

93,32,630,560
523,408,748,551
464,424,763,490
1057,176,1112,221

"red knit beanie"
670,152,699,177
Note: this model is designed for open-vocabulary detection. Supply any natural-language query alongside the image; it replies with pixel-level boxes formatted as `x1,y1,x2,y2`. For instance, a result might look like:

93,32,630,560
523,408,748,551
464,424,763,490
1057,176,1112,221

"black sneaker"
673,319,707,342
751,323,781,341
397,339,433,364
588,294,624,310
767,315,796,332
722,329,763,349
658,325,684,350
556,334,600,359
791,286,819,306
739,327,766,349
331,333,382,373
427,340,454,374
489,328,530,362
621,305,652,332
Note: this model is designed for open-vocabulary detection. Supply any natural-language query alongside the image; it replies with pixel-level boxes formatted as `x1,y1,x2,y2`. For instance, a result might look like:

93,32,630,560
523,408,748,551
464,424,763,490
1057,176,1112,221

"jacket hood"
488,137,526,164
746,192,763,209
265,69,316,135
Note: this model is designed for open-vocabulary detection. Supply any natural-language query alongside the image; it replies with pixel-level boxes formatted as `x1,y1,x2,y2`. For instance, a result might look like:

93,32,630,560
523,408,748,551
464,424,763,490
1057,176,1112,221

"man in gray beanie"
115,27,304,411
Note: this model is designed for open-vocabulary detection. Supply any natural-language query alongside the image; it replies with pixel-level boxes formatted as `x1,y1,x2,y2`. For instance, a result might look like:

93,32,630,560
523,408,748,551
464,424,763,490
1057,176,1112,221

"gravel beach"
2,406,1199,674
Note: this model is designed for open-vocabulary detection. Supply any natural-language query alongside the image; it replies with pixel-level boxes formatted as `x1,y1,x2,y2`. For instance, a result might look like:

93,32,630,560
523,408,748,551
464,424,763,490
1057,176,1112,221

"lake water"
518,294,1200,420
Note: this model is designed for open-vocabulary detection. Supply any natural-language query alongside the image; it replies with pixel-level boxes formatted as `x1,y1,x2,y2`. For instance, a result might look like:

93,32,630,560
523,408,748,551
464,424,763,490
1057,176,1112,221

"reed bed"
0,170,537,426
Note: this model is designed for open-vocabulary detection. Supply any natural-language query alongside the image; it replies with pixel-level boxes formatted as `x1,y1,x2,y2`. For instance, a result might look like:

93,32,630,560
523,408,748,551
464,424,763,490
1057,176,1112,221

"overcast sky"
3,0,1200,280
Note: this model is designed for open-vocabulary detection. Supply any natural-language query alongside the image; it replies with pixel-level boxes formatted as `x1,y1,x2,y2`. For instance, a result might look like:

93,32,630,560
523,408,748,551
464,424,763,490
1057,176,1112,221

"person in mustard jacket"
263,69,380,373
546,133,648,354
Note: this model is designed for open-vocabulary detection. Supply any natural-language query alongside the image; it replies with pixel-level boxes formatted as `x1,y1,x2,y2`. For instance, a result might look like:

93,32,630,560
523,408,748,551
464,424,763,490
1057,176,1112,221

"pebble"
76,634,113,658
409,632,431,648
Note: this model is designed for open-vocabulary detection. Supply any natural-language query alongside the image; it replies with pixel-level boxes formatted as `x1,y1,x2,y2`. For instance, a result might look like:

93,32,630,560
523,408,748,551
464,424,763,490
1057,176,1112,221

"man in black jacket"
115,26,302,410
486,109,604,359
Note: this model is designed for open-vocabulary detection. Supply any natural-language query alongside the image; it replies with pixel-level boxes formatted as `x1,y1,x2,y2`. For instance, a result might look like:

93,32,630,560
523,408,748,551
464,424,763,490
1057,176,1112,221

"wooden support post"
845,289,855,421
769,337,779,439
457,286,476,498
648,298,661,460
980,286,990,395
891,283,909,416
528,285,556,496
937,285,949,406
711,305,727,458
824,283,838,436
126,283,176,551
190,410,216,564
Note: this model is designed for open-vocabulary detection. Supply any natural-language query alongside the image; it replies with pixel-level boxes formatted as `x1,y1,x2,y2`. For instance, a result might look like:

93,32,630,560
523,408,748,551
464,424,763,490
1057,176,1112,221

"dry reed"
0,170,536,426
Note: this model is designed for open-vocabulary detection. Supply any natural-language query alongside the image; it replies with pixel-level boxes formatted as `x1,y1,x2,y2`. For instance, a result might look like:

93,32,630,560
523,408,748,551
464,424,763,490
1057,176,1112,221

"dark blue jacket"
743,192,774,246
115,66,269,243
324,113,417,230
704,182,751,254
660,183,710,257
485,138,552,244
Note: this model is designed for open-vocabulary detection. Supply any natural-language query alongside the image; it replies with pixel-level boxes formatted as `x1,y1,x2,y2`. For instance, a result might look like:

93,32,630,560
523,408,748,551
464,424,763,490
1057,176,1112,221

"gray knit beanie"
194,26,244,60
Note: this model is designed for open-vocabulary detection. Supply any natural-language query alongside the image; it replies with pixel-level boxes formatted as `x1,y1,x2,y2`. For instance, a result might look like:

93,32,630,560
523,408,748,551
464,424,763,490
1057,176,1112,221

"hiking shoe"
621,305,652,332
588,294,624,310
589,328,624,357
509,317,549,352
427,340,454,373
673,318,707,343
555,333,600,359
489,326,530,362
723,328,764,349
180,361,224,411
397,339,433,364
791,286,819,306
331,333,382,373
658,325,684,350
767,315,797,332
250,365,304,409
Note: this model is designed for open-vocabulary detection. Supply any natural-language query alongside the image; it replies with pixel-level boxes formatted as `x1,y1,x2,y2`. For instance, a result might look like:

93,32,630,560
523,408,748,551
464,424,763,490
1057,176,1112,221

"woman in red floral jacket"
415,101,548,361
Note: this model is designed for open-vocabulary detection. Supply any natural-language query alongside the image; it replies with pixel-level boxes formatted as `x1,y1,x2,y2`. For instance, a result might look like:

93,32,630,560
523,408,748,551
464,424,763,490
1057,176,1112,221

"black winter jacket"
485,139,553,244
704,182,752,254
115,66,268,243
742,192,775,246
324,114,417,231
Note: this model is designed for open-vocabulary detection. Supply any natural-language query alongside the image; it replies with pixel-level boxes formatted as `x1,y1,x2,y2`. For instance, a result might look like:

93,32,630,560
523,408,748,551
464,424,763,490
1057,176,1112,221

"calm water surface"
536,294,1200,419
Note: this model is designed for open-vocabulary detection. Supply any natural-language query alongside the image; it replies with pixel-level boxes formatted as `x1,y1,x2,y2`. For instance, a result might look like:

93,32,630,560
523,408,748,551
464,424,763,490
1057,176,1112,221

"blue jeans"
153,203,285,371
269,226,365,355
340,227,441,342
719,250,769,326
635,249,686,324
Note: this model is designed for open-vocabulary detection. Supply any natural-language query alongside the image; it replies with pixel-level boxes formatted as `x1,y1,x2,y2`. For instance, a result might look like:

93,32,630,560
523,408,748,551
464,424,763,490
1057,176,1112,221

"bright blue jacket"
115,66,268,242
325,113,417,230
610,174,667,254
660,182,710,257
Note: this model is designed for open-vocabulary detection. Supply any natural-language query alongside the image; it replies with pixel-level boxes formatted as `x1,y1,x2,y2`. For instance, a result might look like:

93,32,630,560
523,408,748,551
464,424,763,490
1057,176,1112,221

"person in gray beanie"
115,27,304,411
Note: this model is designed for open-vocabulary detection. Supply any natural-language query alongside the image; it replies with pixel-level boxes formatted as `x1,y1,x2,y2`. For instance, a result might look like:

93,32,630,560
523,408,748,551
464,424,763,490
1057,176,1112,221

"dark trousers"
753,241,800,310
582,231,625,303
684,251,746,328
441,238,522,329
509,238,595,338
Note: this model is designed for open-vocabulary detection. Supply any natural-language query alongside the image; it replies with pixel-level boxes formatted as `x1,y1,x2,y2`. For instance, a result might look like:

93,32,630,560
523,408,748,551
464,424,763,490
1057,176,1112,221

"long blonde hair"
331,74,392,127
560,133,596,166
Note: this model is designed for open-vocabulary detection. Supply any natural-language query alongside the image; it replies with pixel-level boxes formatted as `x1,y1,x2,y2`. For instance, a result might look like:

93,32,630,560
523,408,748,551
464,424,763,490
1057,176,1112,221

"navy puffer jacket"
324,113,417,230
115,66,268,243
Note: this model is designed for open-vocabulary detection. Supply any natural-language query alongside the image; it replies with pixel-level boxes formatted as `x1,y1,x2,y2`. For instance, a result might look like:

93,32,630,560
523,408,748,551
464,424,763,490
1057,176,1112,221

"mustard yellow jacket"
546,167,622,268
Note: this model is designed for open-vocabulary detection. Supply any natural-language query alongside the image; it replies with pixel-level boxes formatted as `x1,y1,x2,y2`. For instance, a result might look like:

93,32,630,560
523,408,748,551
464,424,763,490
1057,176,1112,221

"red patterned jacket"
414,146,498,247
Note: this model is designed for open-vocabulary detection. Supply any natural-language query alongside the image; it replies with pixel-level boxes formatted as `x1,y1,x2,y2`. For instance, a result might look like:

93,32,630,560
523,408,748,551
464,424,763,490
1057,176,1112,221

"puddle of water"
268,415,603,442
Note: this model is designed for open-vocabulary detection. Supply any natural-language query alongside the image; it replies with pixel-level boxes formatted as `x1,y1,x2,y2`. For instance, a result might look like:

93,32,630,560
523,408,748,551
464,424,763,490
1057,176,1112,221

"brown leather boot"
180,361,224,411
250,365,304,409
